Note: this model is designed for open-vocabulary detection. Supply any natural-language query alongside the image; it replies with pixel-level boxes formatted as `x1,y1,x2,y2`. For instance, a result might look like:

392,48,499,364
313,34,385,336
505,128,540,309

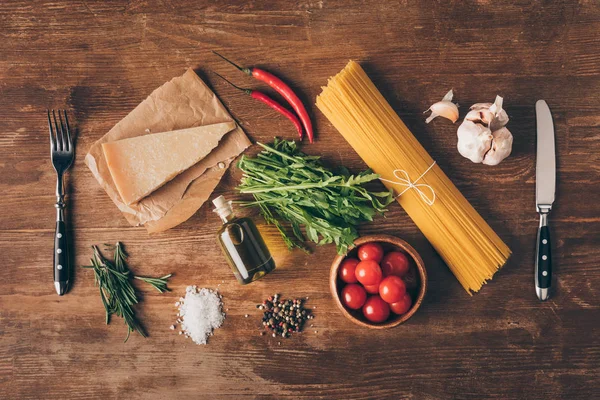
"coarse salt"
176,286,225,345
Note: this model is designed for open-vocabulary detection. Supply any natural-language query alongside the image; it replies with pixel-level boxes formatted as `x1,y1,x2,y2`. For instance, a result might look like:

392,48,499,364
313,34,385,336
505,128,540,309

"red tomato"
341,284,367,310
339,258,360,283
364,284,380,294
378,276,407,304
381,251,410,277
354,260,383,286
357,242,384,263
390,293,412,315
362,295,390,323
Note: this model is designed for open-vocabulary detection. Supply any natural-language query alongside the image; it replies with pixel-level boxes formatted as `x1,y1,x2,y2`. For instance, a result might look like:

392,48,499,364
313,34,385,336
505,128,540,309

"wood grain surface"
1,1,600,399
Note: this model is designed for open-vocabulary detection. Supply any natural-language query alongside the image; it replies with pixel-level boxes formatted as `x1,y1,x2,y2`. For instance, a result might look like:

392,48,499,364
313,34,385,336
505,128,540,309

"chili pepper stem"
212,72,252,95
212,51,253,76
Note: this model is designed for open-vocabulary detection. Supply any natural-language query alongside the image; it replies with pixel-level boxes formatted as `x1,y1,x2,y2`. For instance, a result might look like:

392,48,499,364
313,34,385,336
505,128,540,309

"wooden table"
2,1,599,398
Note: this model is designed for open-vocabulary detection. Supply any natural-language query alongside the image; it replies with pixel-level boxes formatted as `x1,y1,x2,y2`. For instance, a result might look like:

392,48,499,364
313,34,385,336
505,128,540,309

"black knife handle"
535,213,552,300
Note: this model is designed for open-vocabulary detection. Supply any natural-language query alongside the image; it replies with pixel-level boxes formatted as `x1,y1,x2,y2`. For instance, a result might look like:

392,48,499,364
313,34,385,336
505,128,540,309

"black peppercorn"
257,294,314,339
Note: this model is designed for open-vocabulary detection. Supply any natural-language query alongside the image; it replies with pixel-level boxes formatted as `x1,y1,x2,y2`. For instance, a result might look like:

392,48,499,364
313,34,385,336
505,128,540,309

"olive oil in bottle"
213,195,275,284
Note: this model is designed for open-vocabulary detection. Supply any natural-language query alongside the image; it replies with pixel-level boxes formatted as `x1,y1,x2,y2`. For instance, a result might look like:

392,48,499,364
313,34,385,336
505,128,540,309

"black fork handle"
54,177,69,295
54,221,69,285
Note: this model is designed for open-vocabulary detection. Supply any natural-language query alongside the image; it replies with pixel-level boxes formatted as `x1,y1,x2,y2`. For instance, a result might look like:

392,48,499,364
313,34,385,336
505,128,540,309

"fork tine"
47,110,56,151
62,110,73,152
52,110,63,151
58,110,69,152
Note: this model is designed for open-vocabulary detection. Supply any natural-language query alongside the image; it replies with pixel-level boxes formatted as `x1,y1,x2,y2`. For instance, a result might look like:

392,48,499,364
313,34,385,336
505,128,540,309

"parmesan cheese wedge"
102,121,236,205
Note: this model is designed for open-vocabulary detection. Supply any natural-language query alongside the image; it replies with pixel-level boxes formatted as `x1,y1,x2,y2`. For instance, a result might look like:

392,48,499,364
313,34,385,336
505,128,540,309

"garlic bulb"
456,95,512,166
424,90,459,123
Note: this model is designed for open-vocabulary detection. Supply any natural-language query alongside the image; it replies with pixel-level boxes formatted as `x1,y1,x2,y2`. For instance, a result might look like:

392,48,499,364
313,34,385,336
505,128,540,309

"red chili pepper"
213,51,314,143
213,73,303,140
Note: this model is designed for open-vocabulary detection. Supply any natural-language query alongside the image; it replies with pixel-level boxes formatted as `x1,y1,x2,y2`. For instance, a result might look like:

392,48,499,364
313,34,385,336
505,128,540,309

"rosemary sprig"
134,275,173,293
82,242,172,342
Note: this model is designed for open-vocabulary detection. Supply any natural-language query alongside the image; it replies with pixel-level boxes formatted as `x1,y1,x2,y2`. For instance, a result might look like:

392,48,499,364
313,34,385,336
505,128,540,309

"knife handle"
535,212,552,301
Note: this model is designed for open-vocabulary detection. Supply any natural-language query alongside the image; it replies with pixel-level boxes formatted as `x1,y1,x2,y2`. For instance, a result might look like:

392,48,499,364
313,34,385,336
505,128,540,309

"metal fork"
48,110,74,295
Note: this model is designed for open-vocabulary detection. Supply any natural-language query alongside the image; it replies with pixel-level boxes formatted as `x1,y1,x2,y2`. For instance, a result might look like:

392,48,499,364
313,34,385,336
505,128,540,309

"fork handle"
54,195,69,295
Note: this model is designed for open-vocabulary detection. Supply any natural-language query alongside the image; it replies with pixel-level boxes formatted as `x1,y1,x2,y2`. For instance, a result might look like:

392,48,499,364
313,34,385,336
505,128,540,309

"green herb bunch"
237,139,394,254
82,242,172,342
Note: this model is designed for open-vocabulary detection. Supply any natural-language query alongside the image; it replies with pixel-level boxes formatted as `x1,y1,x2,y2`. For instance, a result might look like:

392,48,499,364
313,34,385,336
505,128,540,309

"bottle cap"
213,195,233,219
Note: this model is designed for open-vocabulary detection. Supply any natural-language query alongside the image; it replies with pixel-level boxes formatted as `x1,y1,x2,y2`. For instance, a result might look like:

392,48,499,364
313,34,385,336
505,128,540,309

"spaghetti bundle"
316,61,510,294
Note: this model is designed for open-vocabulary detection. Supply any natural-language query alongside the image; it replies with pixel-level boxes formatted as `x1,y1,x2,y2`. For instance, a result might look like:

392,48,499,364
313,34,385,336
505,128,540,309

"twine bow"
379,162,437,206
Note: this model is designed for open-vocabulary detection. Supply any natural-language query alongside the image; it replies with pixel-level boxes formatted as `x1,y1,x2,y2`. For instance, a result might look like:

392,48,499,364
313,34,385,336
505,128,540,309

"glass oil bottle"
213,195,275,284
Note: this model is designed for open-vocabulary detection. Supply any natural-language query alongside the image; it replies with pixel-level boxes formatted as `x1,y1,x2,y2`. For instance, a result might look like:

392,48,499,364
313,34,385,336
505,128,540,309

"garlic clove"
482,127,513,166
491,111,509,131
465,96,509,130
457,120,493,163
424,90,459,123
465,108,492,123
470,102,493,111
466,103,495,126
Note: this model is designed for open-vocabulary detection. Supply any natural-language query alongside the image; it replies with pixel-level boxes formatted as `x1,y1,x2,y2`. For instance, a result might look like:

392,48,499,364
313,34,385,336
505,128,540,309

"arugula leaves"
237,139,393,255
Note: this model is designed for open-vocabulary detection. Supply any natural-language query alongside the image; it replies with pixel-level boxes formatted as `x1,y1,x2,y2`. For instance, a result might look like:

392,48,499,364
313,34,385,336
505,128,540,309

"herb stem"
83,243,172,342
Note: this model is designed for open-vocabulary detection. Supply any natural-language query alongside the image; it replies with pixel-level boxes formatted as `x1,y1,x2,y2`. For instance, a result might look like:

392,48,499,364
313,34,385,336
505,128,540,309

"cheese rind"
102,121,236,205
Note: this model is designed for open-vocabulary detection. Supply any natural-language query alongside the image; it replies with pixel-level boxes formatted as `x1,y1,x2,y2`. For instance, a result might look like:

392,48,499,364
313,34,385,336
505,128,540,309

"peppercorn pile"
257,294,314,338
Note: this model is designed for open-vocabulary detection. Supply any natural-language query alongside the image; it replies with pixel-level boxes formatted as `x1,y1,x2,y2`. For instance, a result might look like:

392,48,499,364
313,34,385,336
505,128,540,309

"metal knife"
535,100,556,301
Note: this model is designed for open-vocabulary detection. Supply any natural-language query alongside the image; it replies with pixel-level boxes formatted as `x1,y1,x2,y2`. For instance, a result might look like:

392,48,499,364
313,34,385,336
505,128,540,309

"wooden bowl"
330,235,427,329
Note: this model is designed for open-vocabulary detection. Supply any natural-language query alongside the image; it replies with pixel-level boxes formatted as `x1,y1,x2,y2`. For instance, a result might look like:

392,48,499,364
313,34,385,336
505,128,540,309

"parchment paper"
85,68,251,232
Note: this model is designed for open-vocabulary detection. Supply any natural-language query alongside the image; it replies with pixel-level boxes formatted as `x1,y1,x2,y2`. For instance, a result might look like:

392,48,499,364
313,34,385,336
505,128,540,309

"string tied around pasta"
379,161,437,206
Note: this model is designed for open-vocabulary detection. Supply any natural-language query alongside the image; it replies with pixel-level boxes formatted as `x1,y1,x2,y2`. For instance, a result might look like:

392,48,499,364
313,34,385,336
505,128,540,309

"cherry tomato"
362,295,390,323
341,283,367,310
357,242,384,263
381,251,410,277
378,275,407,304
355,260,383,286
339,258,360,283
390,293,412,315
364,284,380,294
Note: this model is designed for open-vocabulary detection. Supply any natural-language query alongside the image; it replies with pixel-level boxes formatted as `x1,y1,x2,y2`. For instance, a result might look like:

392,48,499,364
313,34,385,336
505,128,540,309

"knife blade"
535,100,556,301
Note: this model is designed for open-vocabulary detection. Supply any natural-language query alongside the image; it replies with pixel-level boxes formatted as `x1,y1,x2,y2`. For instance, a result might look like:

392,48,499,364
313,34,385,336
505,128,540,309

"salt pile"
176,286,225,345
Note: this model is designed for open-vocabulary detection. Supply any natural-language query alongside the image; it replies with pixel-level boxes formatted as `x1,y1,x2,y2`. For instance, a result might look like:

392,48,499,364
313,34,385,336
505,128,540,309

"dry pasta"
316,61,511,294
